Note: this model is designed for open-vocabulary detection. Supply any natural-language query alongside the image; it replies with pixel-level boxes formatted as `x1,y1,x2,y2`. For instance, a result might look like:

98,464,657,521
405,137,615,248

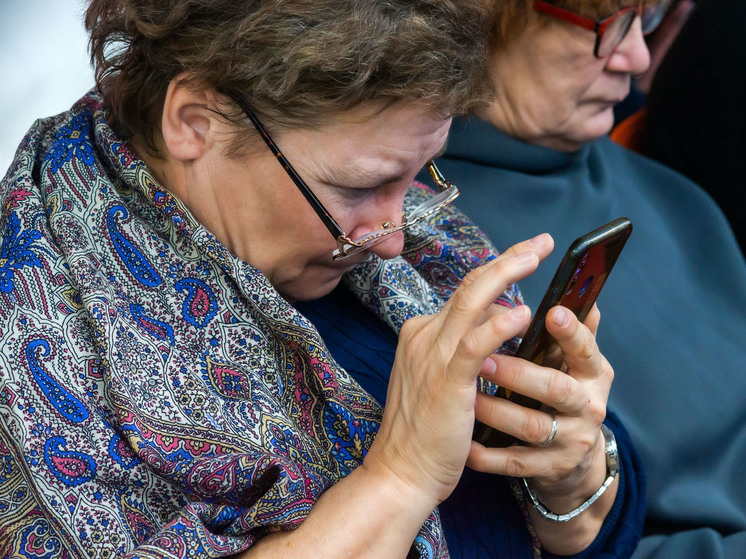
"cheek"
558,72,607,120
288,197,336,240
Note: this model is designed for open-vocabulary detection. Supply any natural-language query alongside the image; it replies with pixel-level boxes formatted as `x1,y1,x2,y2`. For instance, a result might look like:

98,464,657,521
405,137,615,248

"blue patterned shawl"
0,93,520,558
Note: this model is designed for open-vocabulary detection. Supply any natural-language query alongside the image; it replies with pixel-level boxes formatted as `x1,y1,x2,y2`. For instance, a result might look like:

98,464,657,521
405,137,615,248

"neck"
131,135,286,272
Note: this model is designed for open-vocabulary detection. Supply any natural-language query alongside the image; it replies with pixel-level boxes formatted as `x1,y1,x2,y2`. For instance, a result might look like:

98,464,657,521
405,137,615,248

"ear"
160,79,218,162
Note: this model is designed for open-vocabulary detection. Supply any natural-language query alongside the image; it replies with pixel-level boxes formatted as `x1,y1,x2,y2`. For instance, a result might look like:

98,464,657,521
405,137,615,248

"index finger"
438,234,553,340
497,233,554,262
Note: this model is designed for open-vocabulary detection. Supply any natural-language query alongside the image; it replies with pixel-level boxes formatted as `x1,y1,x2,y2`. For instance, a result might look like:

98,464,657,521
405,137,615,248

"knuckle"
522,412,546,443
460,265,487,289
554,461,577,480
398,319,421,348
457,330,482,359
399,315,426,341
493,356,520,387
503,454,528,478
602,362,615,384
467,447,488,472
545,372,574,406
576,334,597,360
450,287,479,315
578,431,599,463
475,394,500,426
587,400,607,426
485,313,511,341
398,316,440,364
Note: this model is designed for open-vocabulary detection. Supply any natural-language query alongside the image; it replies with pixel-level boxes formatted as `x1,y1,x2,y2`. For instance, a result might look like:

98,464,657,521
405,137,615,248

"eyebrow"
332,138,450,189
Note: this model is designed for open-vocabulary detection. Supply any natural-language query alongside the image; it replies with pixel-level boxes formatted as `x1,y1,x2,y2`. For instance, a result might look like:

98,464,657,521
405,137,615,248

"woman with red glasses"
430,1,746,558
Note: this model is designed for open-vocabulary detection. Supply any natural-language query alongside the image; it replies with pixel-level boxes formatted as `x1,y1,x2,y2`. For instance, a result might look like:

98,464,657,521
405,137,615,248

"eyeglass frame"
532,0,671,58
229,96,459,260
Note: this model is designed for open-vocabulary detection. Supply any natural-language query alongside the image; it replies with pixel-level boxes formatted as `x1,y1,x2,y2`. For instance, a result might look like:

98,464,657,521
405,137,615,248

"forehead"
272,101,451,185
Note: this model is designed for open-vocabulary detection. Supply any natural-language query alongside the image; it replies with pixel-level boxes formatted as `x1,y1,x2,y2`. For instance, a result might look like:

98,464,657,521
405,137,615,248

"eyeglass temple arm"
533,1,598,32
233,98,347,241
427,160,452,191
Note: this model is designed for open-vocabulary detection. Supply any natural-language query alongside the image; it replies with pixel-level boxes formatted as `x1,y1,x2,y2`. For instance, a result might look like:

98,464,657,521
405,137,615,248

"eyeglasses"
533,0,671,58
232,98,460,261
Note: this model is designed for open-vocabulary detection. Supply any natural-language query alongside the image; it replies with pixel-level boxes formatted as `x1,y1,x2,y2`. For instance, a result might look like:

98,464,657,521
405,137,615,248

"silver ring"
539,415,558,447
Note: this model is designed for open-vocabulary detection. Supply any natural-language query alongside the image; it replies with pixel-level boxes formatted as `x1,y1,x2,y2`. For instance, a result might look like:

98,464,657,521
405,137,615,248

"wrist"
524,424,619,522
243,462,440,558
360,449,442,516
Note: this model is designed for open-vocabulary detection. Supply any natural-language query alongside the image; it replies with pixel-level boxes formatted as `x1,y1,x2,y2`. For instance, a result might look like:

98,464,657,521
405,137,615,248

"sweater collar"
445,116,592,174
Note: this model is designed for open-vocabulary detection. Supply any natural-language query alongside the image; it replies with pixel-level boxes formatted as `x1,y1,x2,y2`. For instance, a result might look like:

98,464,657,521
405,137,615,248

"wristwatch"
523,423,619,522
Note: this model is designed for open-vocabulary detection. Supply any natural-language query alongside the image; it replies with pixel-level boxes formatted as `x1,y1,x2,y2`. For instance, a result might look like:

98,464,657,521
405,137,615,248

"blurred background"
1,0,94,174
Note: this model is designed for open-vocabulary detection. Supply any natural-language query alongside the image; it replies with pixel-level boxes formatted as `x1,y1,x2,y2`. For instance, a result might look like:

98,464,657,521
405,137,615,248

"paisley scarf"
0,93,520,558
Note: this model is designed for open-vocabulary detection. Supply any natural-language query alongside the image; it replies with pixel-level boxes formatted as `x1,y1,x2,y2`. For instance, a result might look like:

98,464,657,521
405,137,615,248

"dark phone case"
473,217,633,448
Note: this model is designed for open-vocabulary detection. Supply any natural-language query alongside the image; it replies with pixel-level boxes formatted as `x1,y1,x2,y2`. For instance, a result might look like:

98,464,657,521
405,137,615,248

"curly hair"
85,0,493,154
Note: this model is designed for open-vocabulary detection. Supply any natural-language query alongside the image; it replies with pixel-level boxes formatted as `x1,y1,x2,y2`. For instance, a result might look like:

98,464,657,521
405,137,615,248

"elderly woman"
302,0,746,557
0,0,641,558
442,2,746,557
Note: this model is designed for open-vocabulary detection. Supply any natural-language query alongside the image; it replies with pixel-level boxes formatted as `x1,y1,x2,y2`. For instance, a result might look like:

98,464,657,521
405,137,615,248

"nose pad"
342,218,405,260
345,216,399,244
341,184,410,258
345,188,408,236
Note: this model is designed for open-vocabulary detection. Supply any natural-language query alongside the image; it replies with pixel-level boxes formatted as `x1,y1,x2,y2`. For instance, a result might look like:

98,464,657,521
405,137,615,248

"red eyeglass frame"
533,0,666,58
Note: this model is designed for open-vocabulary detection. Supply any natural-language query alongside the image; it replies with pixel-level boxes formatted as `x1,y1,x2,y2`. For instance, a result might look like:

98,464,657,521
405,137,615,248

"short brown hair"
86,0,492,154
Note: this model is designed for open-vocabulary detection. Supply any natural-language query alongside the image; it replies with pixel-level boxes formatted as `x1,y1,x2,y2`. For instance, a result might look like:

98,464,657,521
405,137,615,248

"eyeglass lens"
598,11,636,56
598,1,670,57
640,2,669,33
331,164,459,260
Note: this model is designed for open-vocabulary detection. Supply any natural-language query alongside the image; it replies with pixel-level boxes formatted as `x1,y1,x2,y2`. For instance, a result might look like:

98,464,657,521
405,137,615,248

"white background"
1,1,94,174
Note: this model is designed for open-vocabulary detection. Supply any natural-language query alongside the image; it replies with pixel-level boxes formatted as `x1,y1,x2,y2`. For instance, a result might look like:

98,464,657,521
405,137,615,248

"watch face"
601,424,619,477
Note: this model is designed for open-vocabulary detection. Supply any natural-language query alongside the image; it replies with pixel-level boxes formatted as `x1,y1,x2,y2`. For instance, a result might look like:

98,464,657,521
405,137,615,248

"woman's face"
198,102,452,302
480,8,651,151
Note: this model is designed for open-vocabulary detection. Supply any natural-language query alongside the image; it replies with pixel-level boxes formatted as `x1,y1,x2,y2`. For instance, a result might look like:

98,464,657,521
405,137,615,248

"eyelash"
333,184,382,202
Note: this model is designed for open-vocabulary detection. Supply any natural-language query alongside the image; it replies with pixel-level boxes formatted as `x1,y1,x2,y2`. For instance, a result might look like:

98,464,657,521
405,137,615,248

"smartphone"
473,217,633,447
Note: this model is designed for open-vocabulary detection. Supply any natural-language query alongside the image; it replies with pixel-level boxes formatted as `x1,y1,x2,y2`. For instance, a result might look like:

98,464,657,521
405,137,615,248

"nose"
606,17,651,75
344,189,408,261
369,230,406,260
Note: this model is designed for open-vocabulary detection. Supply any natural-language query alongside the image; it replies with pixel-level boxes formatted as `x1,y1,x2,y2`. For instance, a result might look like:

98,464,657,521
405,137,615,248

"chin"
279,273,344,303
591,106,617,136
569,111,616,147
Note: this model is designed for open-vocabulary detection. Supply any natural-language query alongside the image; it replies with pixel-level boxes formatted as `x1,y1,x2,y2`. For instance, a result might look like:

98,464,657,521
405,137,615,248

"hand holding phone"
473,217,633,447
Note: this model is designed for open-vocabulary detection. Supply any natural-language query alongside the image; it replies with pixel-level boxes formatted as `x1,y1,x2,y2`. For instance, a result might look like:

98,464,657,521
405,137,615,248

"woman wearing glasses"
0,0,644,557
438,1,746,557
303,0,746,557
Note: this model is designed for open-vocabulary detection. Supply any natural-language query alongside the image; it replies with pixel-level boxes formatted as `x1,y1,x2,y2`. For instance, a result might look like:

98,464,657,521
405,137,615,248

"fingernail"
554,306,570,327
530,233,548,246
516,251,535,263
482,356,497,375
510,305,530,319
